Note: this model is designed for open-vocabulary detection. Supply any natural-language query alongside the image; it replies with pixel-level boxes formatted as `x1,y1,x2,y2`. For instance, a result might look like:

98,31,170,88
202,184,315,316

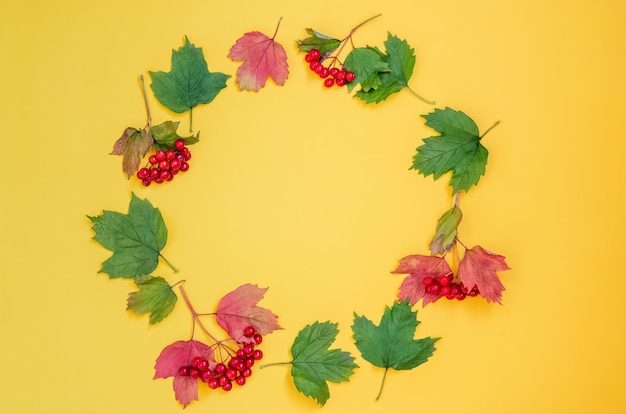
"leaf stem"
178,285,220,343
479,120,500,139
140,75,152,129
375,368,389,401
188,108,193,133
271,17,283,40
159,253,179,273
405,85,435,105
259,361,293,369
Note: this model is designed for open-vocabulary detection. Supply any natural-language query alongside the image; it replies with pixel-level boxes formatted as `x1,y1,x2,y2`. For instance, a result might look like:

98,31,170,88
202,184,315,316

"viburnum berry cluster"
178,326,264,391
304,48,356,88
422,274,479,301
136,139,191,186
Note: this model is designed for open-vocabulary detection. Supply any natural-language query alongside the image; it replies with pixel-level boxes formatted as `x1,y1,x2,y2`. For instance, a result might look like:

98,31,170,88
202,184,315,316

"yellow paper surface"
1,0,625,413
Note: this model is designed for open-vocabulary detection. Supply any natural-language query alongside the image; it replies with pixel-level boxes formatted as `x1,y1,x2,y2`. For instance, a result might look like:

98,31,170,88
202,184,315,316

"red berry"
456,292,467,300
159,170,171,180
438,275,450,286
439,286,451,296
148,155,158,165
200,370,213,381
169,158,181,171
225,368,237,380
242,367,252,377
244,325,256,337
245,357,255,368
137,167,149,179
189,368,200,378
324,78,335,88
345,71,356,82
197,358,209,371
309,61,321,72
308,49,321,61
335,70,346,81
253,349,263,360
426,284,440,294
191,356,202,368
236,348,246,359
319,67,330,78
236,375,246,386
180,162,190,172
178,366,190,376
330,67,339,77
218,375,229,386
244,344,255,356
174,139,186,151
155,150,165,161
154,177,164,184
183,152,192,161
215,363,226,374
253,333,263,345
221,381,233,391
141,179,151,187
165,150,176,160
423,276,434,285
207,378,220,389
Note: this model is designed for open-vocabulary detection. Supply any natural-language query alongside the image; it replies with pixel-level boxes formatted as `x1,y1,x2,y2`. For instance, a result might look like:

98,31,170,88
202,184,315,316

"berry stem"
159,253,179,273
405,85,435,105
178,285,221,344
140,75,152,129
333,14,382,60
375,368,389,401
479,120,501,139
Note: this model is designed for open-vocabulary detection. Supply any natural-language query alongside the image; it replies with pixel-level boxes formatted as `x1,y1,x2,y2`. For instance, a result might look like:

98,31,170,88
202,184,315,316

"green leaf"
344,47,390,92
297,28,341,55
88,193,171,278
411,107,489,194
430,206,463,255
352,300,439,400
150,121,199,151
354,33,416,103
150,37,230,114
127,275,178,324
289,321,358,406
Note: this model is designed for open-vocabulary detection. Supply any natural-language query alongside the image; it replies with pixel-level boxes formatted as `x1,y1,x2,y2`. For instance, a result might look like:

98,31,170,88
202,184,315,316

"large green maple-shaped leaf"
127,275,178,324
288,321,358,406
354,33,416,104
352,300,439,400
411,107,492,194
150,37,230,114
88,193,172,278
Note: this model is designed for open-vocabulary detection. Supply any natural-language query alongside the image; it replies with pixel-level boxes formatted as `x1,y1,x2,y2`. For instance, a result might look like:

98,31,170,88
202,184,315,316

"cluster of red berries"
178,326,263,392
304,48,356,88
424,275,480,301
136,139,191,186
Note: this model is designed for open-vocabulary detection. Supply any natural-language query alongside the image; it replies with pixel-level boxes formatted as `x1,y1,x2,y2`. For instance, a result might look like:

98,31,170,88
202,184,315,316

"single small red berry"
319,67,330,78
221,381,233,391
197,358,209,371
253,349,263,360
423,276,434,285
200,370,213,381
165,149,176,160
189,368,200,378
345,71,356,82
178,366,190,376
137,167,149,179
207,377,220,389
174,139,186,151
242,367,253,377
244,325,256,338
324,78,335,88
180,162,190,172
155,150,166,161
215,363,226,374
225,368,237,380
330,67,339,77
253,334,263,345
236,375,246,386
308,49,321,61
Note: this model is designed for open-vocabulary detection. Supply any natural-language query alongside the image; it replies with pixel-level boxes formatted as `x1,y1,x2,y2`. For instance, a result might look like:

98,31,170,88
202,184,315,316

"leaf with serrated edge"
392,254,452,306
127,275,177,324
88,193,168,278
215,284,281,343
111,127,153,177
411,107,488,194
344,47,390,92
150,37,230,114
352,300,439,400
290,321,358,406
458,246,509,303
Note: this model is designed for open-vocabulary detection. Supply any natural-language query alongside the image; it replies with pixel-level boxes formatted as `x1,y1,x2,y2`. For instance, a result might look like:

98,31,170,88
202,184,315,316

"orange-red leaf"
392,254,452,306
215,284,282,343
458,246,510,304
228,23,289,91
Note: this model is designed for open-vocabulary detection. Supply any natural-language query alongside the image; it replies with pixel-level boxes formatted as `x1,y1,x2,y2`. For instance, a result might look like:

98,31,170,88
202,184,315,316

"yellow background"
1,0,625,413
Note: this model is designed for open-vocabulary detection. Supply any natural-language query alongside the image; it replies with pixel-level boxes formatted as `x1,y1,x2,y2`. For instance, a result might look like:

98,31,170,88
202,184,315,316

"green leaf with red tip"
127,275,177,324
289,321,358,406
111,126,153,178
430,206,463,255
352,300,439,400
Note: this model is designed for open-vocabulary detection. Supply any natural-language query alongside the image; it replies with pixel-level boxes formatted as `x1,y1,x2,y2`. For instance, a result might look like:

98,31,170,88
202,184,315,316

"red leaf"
228,19,288,91
153,340,214,407
172,376,199,408
458,246,510,304
215,284,281,342
392,255,452,306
